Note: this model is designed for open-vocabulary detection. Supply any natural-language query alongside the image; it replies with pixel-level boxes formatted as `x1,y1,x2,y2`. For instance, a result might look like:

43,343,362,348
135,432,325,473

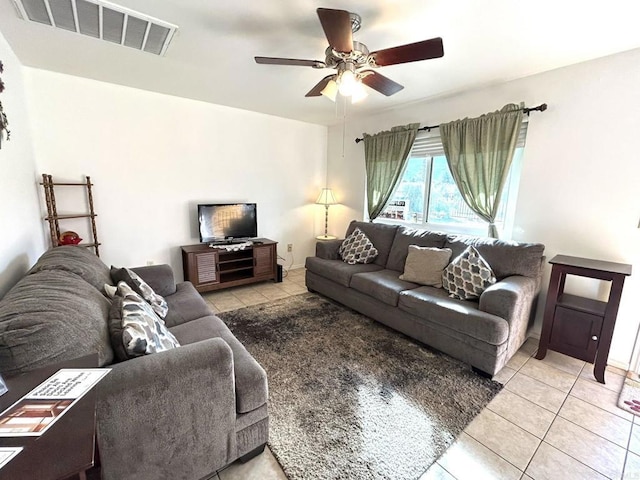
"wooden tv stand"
181,239,277,293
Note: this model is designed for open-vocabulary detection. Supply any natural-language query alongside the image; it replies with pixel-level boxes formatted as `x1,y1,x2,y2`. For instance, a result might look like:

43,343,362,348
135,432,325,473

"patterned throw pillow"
108,281,180,361
442,245,497,300
104,284,118,299
339,228,379,265
111,266,168,319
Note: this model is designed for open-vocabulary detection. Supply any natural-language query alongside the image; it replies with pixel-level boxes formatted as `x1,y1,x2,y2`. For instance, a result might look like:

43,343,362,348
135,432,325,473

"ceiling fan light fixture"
338,69,357,96
255,8,443,101
320,78,338,101
351,81,368,103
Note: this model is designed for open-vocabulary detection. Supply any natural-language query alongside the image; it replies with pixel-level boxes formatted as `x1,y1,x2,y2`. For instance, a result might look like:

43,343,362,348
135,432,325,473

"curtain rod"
354,103,548,144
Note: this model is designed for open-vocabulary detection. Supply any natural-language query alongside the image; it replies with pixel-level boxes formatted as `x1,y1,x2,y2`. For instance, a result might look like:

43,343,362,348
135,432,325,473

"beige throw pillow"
399,246,453,288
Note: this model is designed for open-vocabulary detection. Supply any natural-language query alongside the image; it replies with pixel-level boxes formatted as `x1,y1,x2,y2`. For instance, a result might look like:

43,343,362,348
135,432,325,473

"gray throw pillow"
108,281,180,361
399,246,453,288
111,266,168,318
442,245,497,300
339,227,379,265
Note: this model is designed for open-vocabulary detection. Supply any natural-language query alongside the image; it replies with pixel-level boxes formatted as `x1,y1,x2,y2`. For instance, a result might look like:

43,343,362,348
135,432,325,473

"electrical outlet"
287,244,293,252
146,260,154,266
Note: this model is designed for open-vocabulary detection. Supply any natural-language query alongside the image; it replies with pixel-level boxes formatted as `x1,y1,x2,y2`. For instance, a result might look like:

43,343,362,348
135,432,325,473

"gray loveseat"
306,221,545,376
0,246,268,480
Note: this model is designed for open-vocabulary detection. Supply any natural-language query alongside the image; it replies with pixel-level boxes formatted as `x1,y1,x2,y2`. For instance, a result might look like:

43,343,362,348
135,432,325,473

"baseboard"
607,359,630,372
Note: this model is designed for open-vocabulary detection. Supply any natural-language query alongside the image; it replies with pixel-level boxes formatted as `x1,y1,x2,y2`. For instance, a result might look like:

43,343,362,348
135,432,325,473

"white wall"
0,31,46,298
25,69,328,278
328,47,640,369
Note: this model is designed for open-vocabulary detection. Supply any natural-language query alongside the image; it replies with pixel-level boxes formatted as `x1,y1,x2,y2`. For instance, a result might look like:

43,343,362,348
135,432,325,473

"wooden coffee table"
0,354,100,480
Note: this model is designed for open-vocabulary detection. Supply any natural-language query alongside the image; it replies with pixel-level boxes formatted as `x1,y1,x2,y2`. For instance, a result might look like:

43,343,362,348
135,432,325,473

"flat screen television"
198,203,257,243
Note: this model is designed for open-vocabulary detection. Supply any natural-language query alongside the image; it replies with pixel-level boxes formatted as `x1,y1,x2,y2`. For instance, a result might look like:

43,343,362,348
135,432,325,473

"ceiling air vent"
13,0,177,55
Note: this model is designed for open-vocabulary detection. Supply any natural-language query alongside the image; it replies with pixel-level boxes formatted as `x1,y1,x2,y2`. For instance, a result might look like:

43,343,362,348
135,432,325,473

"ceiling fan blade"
371,37,444,67
255,57,325,68
360,71,404,96
305,75,335,97
316,8,353,53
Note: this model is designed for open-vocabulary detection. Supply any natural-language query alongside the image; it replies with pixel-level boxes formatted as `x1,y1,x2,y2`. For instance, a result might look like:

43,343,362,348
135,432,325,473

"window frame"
373,121,528,239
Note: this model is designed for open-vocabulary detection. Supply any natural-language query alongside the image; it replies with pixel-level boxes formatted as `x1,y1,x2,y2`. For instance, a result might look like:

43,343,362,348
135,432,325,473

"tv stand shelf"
181,239,277,293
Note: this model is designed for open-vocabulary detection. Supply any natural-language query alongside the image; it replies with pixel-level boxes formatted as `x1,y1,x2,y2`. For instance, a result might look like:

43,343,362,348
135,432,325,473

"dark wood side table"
0,355,100,480
536,255,632,384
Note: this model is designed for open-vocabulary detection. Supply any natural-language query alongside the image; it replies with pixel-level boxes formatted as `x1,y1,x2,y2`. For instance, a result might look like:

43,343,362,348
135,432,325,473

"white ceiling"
1,0,640,126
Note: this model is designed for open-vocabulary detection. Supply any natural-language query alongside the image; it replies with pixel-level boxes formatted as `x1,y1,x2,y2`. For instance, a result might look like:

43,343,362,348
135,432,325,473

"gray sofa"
306,221,545,376
0,246,268,480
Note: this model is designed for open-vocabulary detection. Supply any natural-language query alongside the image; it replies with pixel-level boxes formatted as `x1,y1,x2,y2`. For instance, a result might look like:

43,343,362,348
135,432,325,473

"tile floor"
204,269,640,480
425,343,639,480
200,267,307,314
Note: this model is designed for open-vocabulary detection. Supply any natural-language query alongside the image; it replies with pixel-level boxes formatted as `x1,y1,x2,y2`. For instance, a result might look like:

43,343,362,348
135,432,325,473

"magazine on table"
0,368,110,437
0,447,22,469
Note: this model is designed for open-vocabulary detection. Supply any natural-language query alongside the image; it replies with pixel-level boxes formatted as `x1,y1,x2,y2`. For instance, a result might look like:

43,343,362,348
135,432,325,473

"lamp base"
316,235,337,240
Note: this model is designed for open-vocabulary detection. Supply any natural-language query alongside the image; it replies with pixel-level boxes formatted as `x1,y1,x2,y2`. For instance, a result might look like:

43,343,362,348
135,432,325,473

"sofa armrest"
96,338,236,479
131,264,177,296
479,275,537,323
315,239,344,260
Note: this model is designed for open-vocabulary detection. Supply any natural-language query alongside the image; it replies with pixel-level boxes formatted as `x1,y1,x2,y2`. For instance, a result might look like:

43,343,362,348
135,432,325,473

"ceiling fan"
254,8,444,102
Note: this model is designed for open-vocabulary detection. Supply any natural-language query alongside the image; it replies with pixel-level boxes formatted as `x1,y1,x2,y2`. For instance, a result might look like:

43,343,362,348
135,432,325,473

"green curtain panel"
363,123,419,220
440,104,523,238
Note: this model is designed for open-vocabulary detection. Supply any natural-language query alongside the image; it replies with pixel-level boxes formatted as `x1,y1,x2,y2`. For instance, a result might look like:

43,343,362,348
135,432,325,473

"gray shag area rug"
219,293,502,480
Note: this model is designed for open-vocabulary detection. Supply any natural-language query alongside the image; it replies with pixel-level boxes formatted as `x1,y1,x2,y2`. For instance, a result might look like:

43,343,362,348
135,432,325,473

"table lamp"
316,188,337,240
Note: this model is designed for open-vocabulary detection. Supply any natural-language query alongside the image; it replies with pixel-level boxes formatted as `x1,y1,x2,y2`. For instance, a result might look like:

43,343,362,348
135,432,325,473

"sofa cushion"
108,282,180,361
0,270,114,375
345,221,399,267
445,235,545,280
442,246,497,300
398,286,509,345
130,264,177,297
386,227,448,272
399,246,452,288
305,257,383,287
170,316,268,413
163,282,214,328
339,228,379,265
351,269,419,306
27,245,112,293
111,266,169,318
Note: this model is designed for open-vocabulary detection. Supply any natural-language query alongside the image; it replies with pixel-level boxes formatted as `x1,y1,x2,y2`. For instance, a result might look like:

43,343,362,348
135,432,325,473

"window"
377,123,527,237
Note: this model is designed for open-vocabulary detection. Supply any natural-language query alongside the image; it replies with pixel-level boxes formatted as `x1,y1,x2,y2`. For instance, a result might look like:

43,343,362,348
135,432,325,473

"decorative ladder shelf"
41,174,101,257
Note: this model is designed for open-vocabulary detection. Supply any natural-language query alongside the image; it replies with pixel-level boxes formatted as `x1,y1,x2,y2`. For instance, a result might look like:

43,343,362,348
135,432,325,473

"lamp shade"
351,81,368,103
316,188,337,205
338,70,357,96
320,79,338,102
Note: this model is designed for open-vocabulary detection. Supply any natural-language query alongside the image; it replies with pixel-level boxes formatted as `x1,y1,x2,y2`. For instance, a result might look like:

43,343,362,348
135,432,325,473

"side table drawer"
549,306,603,362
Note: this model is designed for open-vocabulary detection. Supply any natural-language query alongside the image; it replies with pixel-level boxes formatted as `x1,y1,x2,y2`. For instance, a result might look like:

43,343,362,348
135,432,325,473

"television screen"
198,203,257,242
